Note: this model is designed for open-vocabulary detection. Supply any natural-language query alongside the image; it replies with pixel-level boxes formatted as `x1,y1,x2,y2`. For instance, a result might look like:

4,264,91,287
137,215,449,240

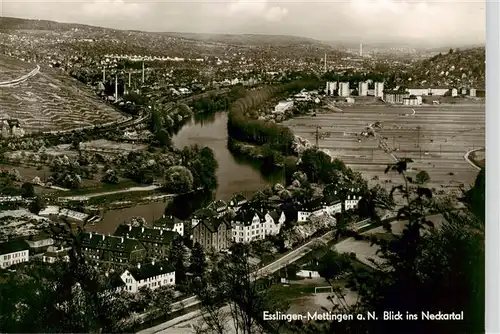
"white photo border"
486,1,500,333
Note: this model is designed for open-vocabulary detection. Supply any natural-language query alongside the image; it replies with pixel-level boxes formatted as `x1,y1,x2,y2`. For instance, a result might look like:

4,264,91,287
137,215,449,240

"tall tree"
190,242,206,277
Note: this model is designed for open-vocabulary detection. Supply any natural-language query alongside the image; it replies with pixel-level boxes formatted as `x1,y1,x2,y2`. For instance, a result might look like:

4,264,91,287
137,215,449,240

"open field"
284,104,484,194
0,55,128,133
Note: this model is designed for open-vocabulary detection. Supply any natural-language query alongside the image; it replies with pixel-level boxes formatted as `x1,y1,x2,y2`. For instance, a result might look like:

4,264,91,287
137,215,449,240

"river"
91,111,282,233
171,111,283,200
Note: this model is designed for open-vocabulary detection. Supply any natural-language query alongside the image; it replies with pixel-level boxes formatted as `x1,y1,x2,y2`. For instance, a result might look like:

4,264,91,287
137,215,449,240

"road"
0,65,40,87
149,215,451,334
137,230,337,334
464,147,483,171
138,219,371,334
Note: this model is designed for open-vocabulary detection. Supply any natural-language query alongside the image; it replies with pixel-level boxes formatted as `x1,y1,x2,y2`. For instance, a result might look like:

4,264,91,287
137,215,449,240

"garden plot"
0,55,127,133
284,104,485,193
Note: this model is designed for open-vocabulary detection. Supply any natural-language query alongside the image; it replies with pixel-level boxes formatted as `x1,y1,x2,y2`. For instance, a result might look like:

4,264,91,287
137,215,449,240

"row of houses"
191,190,362,253
383,87,480,104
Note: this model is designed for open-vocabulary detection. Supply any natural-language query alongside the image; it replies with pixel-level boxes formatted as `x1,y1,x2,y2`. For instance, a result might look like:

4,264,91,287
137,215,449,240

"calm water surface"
91,111,282,233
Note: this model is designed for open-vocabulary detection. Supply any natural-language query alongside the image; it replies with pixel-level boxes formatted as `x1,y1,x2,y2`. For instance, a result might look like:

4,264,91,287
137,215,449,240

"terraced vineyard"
0,55,127,134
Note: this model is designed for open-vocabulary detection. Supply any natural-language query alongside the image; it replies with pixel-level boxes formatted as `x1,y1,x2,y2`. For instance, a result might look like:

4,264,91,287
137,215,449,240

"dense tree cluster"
195,160,485,334
227,80,320,155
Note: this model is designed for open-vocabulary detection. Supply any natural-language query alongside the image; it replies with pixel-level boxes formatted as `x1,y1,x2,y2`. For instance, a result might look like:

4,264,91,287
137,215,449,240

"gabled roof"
153,216,183,229
299,198,324,212
192,208,216,219
0,239,29,255
268,210,282,223
229,194,247,206
127,261,175,281
324,195,341,205
113,225,178,244
79,232,145,253
207,200,228,212
202,217,230,233
234,207,265,224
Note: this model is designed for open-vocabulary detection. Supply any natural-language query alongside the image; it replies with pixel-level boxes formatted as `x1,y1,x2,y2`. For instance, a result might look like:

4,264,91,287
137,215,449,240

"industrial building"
358,82,368,96
326,81,337,95
338,82,350,97
384,90,409,104
374,82,384,98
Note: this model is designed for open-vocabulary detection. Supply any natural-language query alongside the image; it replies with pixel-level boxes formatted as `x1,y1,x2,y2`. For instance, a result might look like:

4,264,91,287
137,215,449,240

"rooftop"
80,232,145,253
0,238,30,255
128,261,175,281
113,224,178,244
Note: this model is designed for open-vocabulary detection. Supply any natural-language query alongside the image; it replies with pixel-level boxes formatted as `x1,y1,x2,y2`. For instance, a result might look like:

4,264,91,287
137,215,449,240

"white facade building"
469,88,477,97
297,199,326,222
121,261,175,293
326,81,338,95
344,194,362,211
451,88,458,97
0,239,30,269
374,82,384,98
274,101,294,114
153,215,184,237
358,82,368,96
232,209,285,243
338,82,350,97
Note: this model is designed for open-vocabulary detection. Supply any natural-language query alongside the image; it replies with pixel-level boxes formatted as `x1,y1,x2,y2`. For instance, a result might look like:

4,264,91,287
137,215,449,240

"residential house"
451,88,458,97
24,231,54,254
80,232,146,266
206,200,228,217
232,207,285,243
0,239,30,269
192,217,231,252
153,215,184,237
113,225,179,259
297,198,326,222
43,246,70,263
345,193,362,211
121,261,175,293
324,195,342,216
228,194,247,212
191,208,217,228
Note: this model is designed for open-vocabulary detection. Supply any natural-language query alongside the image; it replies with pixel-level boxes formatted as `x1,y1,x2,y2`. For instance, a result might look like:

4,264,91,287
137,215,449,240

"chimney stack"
89,232,93,239
137,263,141,269
129,225,132,232
121,237,124,243
102,235,105,240
142,62,145,84
128,72,131,87
115,75,118,100
151,260,155,266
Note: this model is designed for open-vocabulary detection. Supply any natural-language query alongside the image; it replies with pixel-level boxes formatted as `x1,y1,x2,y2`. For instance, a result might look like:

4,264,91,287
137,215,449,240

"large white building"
153,215,185,237
273,101,294,114
358,82,368,96
338,82,350,97
326,81,337,95
232,207,286,243
374,82,384,98
297,199,326,222
121,261,175,293
0,239,30,269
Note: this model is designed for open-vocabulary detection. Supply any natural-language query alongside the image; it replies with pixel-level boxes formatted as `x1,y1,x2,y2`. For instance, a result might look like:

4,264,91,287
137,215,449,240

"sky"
2,0,486,46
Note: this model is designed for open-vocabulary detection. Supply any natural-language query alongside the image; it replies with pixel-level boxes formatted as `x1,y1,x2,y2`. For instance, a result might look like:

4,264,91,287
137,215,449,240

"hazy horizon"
3,0,485,47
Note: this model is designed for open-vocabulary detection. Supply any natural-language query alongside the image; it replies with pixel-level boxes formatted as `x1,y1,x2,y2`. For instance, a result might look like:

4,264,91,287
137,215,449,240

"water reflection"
171,111,283,200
